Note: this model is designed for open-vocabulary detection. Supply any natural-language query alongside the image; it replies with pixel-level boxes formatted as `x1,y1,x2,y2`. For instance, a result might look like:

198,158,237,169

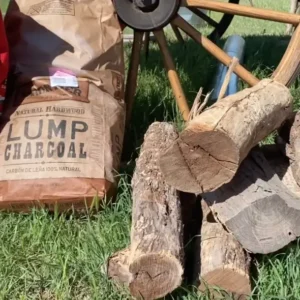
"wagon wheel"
115,0,300,124
144,0,240,51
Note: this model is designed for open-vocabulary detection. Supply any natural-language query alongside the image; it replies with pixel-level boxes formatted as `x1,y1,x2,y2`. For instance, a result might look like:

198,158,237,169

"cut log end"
129,253,183,300
200,200,251,297
160,130,239,194
160,79,292,194
200,269,251,297
205,149,300,254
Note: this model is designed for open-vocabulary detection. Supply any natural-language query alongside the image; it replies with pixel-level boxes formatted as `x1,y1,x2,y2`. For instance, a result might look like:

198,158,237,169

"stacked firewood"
107,79,300,299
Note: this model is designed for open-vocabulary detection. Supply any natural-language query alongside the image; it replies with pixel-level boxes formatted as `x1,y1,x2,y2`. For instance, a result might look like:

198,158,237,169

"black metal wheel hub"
114,0,180,31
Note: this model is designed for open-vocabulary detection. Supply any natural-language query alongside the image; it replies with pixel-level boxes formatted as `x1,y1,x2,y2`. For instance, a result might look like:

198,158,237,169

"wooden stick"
172,15,259,87
159,79,293,194
184,0,300,25
108,122,184,299
200,200,251,298
217,57,239,101
203,147,300,254
125,31,144,126
144,32,151,60
153,30,190,121
171,24,185,44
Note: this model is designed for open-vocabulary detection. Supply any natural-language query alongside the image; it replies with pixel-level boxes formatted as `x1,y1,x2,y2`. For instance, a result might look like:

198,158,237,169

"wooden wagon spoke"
125,30,144,126
188,7,219,28
143,32,150,60
272,24,300,87
171,24,185,44
172,15,259,87
184,0,300,25
153,29,190,121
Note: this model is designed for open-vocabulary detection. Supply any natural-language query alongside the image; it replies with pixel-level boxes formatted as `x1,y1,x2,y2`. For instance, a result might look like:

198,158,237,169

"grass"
1,0,300,299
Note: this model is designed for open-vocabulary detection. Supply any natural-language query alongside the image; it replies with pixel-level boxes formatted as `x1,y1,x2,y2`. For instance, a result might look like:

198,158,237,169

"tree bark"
202,148,300,254
199,200,251,299
107,122,184,300
160,79,293,194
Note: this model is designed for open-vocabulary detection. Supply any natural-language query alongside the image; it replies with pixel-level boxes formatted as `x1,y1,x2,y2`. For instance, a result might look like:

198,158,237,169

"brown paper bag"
0,0,125,211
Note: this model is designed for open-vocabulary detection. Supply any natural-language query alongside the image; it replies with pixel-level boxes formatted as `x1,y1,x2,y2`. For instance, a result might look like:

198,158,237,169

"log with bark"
159,79,293,194
107,122,184,300
199,200,251,299
202,147,300,254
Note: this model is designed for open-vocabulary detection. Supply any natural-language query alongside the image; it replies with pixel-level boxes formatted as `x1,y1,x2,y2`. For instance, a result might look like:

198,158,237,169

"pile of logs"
107,79,300,299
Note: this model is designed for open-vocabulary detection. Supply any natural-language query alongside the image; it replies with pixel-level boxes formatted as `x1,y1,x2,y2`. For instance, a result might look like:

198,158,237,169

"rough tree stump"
107,122,184,300
202,148,300,254
160,79,293,194
199,200,251,299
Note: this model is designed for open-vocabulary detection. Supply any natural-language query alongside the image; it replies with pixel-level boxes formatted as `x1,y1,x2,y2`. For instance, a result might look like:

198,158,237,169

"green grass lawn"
1,0,300,299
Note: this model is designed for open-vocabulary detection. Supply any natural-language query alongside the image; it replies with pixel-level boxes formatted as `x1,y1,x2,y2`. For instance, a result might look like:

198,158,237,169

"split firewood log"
107,122,184,300
159,79,293,194
202,147,300,254
199,200,251,299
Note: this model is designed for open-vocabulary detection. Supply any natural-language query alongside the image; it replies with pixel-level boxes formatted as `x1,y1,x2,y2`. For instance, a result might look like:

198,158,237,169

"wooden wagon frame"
114,0,300,122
